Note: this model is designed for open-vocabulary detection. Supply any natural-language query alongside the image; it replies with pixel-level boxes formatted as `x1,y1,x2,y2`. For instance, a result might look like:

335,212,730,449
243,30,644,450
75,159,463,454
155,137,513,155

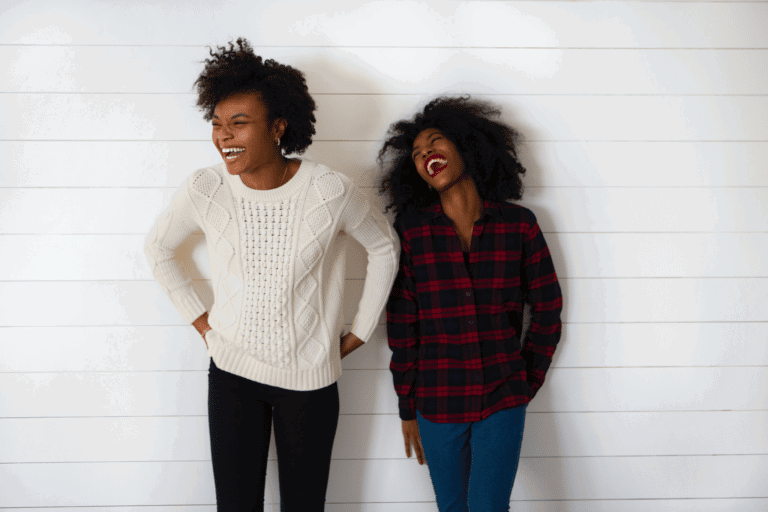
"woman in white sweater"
144,38,399,511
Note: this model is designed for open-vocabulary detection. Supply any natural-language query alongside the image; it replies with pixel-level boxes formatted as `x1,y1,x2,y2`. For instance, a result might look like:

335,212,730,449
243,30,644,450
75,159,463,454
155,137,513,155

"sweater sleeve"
144,180,208,324
338,185,400,343
519,210,563,398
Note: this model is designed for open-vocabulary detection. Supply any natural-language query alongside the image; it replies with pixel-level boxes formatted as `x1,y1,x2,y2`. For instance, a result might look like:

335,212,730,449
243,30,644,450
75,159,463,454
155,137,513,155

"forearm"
346,198,400,341
145,183,207,323
388,317,420,420
521,214,563,395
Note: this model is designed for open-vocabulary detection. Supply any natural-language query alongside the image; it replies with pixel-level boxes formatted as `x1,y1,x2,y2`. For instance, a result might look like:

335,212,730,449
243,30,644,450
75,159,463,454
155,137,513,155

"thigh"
272,382,340,512
467,404,527,512
416,411,472,512
208,360,273,512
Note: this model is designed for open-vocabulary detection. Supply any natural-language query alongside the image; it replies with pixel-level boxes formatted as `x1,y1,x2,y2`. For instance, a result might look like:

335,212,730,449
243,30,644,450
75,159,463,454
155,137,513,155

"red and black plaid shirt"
387,201,562,423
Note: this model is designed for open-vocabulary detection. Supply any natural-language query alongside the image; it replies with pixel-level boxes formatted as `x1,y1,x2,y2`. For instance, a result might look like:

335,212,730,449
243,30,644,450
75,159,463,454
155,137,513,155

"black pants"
208,359,340,512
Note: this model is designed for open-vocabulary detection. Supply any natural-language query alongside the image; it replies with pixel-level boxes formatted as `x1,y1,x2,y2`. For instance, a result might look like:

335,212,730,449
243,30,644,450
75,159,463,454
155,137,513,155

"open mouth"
425,154,448,177
221,147,245,160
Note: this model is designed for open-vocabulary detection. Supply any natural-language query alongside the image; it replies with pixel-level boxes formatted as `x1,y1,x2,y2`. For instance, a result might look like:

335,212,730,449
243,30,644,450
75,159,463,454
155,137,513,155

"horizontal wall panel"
4,141,768,189
0,509,219,512
511,455,768,501
4,233,767,281
2,278,767,327
2,455,766,506
3,411,766,463
10,501,768,512
520,141,768,188
2,1,767,48
1,234,210,281
0,326,212,373
0,233,372,281
4,188,767,234
3,322,766,373
0,188,175,234
0,140,385,189
507,500,768,512
11,509,219,512
553,322,768,368
547,233,768,278
0,325,390,373
0,461,219,507
558,278,768,324
520,411,768,458
2,367,766,418
3,94,768,142
5,46,768,95
534,367,768,413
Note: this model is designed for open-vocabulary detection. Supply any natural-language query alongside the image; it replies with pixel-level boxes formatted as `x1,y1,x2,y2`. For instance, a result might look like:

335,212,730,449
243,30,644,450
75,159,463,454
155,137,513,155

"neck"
239,156,294,191
439,174,483,224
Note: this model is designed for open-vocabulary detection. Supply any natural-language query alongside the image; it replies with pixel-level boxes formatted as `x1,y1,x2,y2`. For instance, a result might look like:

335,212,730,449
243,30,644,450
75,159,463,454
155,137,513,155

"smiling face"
212,92,286,176
411,128,466,193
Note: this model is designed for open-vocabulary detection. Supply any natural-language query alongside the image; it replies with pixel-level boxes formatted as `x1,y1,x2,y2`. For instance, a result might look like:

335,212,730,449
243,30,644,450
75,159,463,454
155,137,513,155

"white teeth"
427,158,447,175
222,147,245,160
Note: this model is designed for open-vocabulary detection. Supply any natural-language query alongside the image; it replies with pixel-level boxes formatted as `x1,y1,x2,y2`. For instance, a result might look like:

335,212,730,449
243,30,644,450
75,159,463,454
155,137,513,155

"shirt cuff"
398,397,416,421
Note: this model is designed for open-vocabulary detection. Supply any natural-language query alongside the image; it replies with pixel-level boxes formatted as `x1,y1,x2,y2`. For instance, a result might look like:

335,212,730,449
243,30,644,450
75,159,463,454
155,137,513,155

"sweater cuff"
350,314,380,344
176,293,208,324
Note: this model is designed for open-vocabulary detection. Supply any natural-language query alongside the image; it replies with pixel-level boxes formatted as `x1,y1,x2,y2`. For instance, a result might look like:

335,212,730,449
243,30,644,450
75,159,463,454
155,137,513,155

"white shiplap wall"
1,0,767,510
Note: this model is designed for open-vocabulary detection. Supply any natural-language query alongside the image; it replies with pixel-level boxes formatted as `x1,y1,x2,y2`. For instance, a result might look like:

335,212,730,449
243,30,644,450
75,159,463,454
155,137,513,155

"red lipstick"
425,154,448,177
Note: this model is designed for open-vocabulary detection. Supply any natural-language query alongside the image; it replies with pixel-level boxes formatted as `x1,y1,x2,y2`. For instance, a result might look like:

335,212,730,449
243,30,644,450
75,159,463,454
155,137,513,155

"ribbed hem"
208,335,342,391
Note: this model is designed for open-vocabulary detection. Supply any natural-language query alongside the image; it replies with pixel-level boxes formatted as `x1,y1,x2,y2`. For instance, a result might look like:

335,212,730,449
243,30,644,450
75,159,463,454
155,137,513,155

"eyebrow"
212,112,249,120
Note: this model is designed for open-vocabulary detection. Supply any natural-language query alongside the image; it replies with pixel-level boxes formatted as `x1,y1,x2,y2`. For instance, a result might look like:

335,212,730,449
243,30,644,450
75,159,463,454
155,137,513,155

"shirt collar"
425,200,502,222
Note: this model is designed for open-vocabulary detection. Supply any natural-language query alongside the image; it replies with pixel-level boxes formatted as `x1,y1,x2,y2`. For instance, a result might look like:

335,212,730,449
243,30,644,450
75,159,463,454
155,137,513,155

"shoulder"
304,160,355,195
494,201,538,226
393,207,434,239
184,163,228,197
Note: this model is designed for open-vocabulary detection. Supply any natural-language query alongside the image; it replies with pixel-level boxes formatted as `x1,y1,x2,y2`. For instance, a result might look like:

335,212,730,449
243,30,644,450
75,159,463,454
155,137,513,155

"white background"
1,0,767,510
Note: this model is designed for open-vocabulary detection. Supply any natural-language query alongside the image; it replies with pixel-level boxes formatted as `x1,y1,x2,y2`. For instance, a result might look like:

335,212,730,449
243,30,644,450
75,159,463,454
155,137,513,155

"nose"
218,124,233,141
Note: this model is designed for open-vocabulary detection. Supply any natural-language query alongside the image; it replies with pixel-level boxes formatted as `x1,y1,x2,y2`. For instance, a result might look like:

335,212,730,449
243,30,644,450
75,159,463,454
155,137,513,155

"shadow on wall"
511,112,571,506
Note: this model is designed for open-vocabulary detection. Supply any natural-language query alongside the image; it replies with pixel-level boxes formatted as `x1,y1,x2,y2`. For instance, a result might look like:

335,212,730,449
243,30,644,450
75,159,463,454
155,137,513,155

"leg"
208,359,273,512
467,404,527,512
416,411,472,512
272,382,340,512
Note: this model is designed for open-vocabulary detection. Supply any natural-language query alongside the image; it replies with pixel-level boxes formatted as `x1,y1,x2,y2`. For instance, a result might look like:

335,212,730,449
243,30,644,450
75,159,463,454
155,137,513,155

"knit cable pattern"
189,169,242,335
294,171,346,366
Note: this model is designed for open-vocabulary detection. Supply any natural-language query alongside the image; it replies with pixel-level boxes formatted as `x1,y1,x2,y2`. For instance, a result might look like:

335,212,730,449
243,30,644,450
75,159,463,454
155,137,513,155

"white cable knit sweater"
145,160,399,390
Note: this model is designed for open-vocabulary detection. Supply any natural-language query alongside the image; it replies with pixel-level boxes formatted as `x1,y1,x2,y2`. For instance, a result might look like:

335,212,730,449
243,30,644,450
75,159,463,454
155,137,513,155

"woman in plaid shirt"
379,96,563,511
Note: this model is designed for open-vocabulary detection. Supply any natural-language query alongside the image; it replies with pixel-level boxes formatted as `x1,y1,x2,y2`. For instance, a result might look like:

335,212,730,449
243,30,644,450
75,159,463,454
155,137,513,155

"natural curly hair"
193,37,316,155
378,96,526,216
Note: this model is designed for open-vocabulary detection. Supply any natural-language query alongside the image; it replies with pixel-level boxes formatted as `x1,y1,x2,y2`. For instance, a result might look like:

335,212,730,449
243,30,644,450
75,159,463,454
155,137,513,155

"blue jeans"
416,404,527,512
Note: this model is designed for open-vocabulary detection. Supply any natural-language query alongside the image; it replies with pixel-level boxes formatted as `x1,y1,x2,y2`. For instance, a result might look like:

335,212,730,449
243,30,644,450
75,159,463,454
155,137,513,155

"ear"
272,118,288,143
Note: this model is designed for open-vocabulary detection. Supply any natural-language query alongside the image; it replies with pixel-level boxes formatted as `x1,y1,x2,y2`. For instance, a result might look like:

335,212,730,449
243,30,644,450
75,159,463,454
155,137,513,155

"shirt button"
466,292,471,297
469,320,474,325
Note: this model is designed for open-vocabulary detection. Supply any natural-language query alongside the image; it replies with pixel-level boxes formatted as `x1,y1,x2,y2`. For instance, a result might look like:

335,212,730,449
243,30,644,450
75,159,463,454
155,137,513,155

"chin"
223,161,244,175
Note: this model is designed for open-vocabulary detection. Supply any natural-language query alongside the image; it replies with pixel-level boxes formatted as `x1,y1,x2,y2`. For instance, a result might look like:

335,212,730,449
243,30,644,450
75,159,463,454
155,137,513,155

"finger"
403,435,411,458
415,438,426,465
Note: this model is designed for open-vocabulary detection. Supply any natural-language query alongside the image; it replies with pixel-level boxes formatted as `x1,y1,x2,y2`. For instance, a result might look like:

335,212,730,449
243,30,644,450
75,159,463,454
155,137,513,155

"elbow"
144,235,158,267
